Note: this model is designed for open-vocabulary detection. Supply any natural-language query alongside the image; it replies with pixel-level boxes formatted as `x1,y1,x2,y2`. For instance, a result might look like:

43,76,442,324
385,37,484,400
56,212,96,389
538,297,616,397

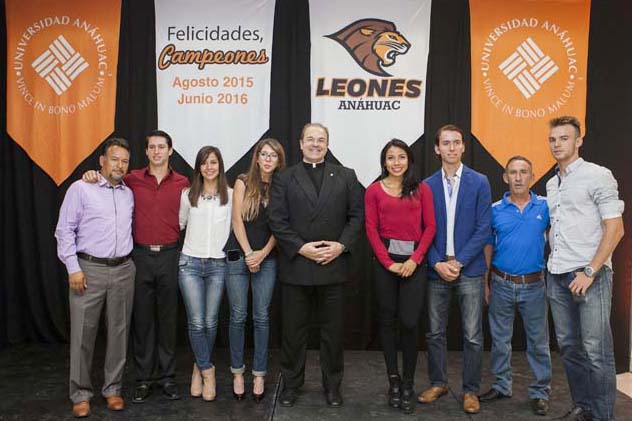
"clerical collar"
303,160,325,169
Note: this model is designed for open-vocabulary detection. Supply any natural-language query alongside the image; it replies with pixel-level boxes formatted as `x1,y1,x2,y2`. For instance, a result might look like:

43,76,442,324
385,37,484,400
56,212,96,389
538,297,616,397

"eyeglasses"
259,151,279,161
303,137,327,145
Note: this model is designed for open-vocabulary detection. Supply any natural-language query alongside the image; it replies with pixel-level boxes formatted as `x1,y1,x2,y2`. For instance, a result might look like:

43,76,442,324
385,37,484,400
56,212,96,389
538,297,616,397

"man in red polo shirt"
84,130,188,402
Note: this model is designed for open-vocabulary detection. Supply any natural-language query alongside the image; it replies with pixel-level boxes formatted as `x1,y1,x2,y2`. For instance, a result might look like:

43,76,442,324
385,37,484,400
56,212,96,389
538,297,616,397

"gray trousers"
69,258,135,403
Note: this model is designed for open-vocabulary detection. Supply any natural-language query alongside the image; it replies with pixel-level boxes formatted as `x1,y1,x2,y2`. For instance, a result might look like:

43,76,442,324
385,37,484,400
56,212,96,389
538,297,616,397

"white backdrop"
310,0,432,185
155,0,275,169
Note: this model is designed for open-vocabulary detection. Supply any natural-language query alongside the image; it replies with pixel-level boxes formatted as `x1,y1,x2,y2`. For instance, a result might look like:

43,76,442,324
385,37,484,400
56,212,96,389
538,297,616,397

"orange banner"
6,0,121,185
470,0,590,182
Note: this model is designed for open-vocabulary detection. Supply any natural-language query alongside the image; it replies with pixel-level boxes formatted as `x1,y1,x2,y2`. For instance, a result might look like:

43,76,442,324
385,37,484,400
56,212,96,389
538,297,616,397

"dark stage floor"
0,345,630,420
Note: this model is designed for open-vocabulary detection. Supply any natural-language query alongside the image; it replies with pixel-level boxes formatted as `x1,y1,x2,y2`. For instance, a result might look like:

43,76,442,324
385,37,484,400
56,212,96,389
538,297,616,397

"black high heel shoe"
400,385,415,414
253,376,265,403
388,374,402,408
233,375,245,400
253,390,265,402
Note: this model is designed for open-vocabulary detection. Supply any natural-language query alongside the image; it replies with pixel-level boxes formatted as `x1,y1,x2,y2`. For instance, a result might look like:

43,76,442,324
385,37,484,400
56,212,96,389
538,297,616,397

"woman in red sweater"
365,139,436,414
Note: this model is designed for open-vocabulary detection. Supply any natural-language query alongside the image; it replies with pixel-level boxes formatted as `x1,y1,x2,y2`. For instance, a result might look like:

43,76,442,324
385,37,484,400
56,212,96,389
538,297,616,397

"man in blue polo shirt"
479,156,552,417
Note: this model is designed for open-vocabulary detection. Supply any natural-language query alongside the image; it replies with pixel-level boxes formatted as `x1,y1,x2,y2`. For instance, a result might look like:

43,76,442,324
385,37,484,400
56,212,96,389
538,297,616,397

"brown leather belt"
446,255,456,261
492,267,542,284
77,252,131,267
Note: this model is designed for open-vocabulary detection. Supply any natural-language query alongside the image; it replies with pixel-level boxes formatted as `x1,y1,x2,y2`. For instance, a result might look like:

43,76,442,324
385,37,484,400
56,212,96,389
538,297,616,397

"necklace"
201,191,219,201
381,179,402,192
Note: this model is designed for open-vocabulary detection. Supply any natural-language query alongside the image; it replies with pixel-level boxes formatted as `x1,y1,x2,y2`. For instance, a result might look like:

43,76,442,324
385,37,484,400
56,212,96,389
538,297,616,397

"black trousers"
281,283,344,391
131,247,179,384
374,258,426,385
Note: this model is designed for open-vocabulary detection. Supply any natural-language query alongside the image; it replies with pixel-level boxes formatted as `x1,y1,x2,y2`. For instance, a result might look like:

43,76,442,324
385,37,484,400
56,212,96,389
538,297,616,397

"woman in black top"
225,138,286,401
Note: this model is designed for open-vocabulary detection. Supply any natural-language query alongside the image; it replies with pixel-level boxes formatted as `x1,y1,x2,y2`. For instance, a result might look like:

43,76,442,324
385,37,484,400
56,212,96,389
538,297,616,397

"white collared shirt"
547,158,624,273
443,164,463,256
179,188,233,258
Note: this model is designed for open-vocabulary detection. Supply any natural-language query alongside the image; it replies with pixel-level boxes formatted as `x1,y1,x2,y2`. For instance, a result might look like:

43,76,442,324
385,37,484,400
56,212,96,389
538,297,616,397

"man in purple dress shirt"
55,138,136,418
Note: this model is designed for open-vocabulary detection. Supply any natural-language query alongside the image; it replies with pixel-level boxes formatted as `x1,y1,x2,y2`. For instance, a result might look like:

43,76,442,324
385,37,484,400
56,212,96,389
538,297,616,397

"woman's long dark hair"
241,138,286,221
379,139,419,198
188,146,229,207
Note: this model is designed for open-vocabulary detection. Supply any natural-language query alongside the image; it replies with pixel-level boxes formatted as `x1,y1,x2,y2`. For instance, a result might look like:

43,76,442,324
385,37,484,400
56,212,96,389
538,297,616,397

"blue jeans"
489,272,551,399
547,267,616,421
178,254,226,371
427,275,484,393
226,255,277,376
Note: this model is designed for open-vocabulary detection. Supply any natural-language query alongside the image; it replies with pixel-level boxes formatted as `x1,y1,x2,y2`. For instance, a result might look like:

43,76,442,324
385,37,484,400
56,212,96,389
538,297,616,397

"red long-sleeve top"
364,181,436,269
125,168,189,245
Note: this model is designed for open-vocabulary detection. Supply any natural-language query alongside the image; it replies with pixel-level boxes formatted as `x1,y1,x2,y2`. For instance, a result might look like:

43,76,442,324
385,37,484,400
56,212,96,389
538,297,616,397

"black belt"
77,252,131,267
492,267,542,284
134,242,179,252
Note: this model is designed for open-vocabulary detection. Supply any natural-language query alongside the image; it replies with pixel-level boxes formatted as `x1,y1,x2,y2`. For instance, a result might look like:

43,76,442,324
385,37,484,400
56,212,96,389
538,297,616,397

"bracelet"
244,250,254,257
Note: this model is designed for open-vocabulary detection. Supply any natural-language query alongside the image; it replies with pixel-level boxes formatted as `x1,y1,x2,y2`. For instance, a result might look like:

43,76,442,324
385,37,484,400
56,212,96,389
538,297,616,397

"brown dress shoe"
418,386,449,403
463,393,480,414
106,395,125,411
72,401,90,418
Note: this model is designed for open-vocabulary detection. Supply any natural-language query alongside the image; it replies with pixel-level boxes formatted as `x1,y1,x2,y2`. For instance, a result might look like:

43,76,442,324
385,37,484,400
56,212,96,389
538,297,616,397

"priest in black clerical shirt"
304,159,325,193
268,123,364,408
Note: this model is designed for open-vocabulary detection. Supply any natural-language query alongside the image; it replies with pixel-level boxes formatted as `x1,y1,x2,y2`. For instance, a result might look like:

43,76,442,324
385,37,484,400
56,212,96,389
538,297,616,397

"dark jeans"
426,275,484,393
226,256,277,376
131,247,179,385
489,272,551,399
281,283,344,391
547,268,616,421
374,258,426,385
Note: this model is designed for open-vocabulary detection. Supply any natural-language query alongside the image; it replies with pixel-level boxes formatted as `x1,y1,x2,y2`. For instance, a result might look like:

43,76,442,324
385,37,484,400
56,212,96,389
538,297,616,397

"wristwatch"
583,266,596,278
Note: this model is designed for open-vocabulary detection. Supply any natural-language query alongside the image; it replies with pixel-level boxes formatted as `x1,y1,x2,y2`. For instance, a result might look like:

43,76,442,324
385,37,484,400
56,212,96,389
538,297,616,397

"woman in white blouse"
179,146,232,401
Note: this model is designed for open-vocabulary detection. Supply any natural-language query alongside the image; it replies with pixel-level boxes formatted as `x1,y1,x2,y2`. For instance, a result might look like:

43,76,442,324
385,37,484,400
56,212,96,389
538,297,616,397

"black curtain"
1,0,630,372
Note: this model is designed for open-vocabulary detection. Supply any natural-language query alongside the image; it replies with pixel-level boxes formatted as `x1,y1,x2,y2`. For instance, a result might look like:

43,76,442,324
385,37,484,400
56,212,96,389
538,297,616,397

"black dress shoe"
324,388,343,407
531,398,549,416
400,387,415,414
162,382,180,400
387,374,401,408
279,388,297,407
133,384,152,403
559,406,593,420
478,388,510,402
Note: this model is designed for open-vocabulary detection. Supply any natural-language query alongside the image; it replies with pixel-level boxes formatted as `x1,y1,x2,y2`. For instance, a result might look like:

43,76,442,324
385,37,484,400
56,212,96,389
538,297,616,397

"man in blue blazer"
417,125,492,414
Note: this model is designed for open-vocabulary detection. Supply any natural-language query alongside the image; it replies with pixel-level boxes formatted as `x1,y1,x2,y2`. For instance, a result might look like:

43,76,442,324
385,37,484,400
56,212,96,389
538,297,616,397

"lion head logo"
326,18,411,77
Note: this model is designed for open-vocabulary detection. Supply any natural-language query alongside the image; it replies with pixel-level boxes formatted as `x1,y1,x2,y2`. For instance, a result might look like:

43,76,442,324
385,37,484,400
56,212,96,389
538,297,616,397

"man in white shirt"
546,116,624,421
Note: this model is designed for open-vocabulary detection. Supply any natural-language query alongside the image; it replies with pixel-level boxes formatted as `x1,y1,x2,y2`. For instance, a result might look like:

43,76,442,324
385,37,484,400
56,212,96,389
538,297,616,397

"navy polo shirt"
490,191,549,275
